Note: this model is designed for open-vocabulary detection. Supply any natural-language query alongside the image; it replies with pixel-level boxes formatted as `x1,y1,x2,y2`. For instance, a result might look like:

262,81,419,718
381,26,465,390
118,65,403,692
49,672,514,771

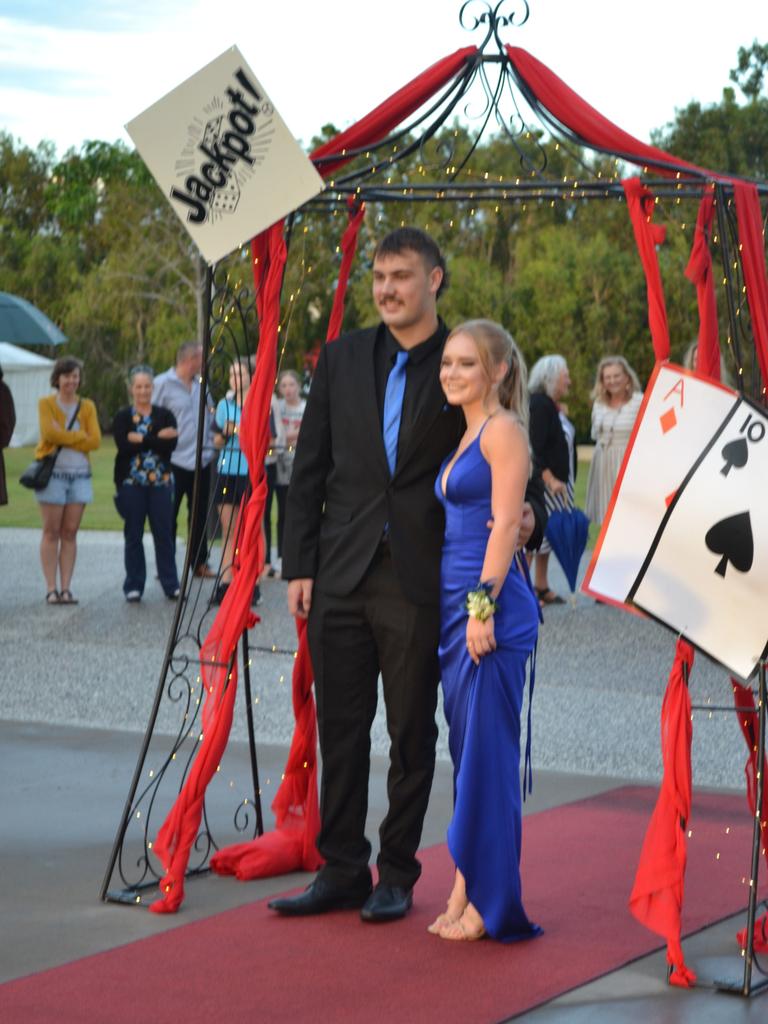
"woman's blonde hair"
591,355,641,403
446,319,529,430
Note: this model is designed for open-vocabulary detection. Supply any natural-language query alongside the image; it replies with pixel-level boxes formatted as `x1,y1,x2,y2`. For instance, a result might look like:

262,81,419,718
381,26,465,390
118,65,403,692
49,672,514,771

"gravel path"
0,527,749,788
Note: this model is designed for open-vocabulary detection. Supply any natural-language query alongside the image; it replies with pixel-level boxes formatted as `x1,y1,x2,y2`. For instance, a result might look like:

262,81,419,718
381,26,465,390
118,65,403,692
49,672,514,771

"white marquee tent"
0,342,54,447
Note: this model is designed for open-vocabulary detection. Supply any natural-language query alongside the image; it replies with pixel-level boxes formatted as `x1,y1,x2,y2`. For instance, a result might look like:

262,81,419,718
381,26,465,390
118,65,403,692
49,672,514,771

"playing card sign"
126,47,325,265
629,398,768,679
582,363,737,607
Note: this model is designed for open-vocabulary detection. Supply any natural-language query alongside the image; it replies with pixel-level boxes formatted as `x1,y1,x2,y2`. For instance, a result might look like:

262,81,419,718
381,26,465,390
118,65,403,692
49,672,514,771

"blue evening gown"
435,427,542,942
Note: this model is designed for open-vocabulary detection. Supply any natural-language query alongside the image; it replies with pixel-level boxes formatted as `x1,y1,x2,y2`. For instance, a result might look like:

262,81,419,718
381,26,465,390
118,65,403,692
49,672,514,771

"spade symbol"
720,437,749,476
705,511,754,577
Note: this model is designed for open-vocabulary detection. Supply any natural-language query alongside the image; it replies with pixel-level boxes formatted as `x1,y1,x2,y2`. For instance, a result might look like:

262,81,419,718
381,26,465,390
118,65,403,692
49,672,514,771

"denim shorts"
35,470,94,505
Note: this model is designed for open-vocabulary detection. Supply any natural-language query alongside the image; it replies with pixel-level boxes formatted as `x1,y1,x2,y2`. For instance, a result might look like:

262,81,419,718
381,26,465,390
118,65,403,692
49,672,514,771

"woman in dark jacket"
528,355,575,606
0,364,16,506
113,365,179,602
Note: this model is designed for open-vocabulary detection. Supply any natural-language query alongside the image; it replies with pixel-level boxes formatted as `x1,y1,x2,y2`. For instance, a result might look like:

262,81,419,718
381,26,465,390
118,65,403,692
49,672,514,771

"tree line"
1,43,766,440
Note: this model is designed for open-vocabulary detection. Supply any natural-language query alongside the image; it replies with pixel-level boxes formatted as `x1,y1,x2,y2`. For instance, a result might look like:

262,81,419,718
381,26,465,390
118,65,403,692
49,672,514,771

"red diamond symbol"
660,408,677,434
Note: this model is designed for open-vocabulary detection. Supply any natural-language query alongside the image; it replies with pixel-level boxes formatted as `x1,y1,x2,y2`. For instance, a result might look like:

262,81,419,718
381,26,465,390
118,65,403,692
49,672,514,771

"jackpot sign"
127,47,324,264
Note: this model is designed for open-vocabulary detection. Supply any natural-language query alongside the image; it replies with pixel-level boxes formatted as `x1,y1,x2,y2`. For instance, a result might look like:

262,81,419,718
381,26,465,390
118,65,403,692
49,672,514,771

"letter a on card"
659,377,684,434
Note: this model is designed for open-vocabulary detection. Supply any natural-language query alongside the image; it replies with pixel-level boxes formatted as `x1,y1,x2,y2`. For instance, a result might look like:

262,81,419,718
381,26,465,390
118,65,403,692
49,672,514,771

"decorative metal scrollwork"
100,264,265,905
460,0,530,49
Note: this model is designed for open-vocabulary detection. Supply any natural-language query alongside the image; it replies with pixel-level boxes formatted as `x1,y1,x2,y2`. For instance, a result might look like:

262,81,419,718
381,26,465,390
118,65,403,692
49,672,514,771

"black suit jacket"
283,321,550,603
282,322,465,605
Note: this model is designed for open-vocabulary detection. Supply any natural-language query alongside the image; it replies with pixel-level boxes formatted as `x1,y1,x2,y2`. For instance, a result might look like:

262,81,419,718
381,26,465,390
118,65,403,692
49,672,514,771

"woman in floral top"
112,365,180,602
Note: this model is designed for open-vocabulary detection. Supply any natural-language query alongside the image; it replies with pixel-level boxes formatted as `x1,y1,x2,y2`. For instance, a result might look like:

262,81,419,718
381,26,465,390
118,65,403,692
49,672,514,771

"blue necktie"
382,349,409,476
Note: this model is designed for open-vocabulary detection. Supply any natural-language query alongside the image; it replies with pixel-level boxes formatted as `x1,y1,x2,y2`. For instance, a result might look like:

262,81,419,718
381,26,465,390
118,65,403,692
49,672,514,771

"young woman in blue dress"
430,319,541,944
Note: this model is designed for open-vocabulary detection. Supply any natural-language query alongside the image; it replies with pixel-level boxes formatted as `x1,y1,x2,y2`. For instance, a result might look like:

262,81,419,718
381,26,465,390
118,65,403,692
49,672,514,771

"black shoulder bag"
20,401,82,491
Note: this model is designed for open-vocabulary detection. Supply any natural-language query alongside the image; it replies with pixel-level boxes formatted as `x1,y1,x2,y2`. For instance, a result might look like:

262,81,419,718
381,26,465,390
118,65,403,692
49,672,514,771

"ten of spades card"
582,362,737,607
629,397,768,679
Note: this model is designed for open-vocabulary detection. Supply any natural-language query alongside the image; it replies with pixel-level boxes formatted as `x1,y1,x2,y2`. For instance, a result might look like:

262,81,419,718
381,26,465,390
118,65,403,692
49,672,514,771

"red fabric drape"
149,221,287,913
210,204,367,881
731,678,768,954
506,46,720,181
629,639,697,987
622,178,670,362
326,199,367,342
734,183,768,397
211,616,322,879
310,47,477,178
505,47,768,384
684,187,721,380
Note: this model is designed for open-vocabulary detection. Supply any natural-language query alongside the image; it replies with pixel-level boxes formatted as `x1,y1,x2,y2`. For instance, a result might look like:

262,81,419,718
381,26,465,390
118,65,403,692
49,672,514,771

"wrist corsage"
465,581,498,621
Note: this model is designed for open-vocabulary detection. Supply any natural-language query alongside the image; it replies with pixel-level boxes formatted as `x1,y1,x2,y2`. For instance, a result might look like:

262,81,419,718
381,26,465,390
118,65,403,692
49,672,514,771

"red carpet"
1,786,763,1023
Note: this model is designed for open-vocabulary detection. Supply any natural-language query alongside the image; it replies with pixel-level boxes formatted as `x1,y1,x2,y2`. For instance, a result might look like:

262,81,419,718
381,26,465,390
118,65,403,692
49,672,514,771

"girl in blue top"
213,358,252,604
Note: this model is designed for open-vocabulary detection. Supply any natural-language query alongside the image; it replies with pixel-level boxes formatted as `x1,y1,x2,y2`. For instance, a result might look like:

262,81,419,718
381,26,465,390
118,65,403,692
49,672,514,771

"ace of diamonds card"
582,363,737,607
629,397,768,679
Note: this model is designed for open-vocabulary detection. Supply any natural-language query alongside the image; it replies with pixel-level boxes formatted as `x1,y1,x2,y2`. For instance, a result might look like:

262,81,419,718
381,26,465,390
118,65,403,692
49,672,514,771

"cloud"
0,1,171,32
0,10,189,155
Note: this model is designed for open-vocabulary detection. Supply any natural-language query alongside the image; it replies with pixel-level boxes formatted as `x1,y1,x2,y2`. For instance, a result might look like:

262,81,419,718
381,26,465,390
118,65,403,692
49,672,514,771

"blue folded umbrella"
544,506,590,593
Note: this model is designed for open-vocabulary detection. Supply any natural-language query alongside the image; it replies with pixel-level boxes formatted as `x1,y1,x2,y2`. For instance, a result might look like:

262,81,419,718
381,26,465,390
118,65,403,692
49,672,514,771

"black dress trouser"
171,462,211,570
307,543,441,891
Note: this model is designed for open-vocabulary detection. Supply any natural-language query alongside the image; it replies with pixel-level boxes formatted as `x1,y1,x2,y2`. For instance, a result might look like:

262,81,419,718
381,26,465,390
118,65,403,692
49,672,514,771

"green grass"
573,456,599,548
2,439,281,539
2,438,123,530
3,445,598,548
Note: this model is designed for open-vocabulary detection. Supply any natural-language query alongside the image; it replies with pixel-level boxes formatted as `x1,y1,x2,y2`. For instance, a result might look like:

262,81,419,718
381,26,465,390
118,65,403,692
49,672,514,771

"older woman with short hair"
35,356,101,604
528,354,575,606
113,365,180,602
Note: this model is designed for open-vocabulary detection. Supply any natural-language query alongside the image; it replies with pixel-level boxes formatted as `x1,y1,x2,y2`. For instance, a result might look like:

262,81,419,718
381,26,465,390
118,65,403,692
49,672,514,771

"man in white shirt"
153,341,217,578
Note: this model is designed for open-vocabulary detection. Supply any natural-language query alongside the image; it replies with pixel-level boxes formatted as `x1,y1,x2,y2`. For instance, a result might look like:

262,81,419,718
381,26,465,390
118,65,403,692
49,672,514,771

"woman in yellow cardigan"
36,357,101,604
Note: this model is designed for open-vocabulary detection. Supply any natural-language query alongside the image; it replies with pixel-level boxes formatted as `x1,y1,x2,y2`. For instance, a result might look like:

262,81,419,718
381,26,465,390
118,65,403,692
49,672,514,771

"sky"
0,0,764,158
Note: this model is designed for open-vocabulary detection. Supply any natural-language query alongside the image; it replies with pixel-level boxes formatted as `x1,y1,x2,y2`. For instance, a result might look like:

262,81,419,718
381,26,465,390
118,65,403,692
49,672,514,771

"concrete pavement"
0,527,765,1019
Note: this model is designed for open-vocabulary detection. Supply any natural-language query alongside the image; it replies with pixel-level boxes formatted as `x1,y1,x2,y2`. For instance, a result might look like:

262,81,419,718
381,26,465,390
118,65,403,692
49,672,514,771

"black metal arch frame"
101,0,766,998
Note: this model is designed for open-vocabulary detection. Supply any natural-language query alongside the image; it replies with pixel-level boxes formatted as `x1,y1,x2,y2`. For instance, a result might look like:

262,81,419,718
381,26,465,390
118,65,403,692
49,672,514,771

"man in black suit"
269,228,545,922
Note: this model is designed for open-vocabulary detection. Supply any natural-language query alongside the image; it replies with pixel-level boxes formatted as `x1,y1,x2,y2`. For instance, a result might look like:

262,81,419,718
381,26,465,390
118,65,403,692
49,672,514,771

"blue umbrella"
0,292,67,347
544,505,590,593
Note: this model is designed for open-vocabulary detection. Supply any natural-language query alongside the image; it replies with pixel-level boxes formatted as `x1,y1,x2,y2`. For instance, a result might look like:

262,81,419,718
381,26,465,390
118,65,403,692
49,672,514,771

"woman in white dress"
584,356,643,527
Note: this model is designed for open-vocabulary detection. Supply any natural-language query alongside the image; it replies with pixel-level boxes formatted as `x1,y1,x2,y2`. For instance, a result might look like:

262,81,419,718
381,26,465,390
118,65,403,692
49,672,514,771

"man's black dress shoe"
267,877,372,916
360,884,413,922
